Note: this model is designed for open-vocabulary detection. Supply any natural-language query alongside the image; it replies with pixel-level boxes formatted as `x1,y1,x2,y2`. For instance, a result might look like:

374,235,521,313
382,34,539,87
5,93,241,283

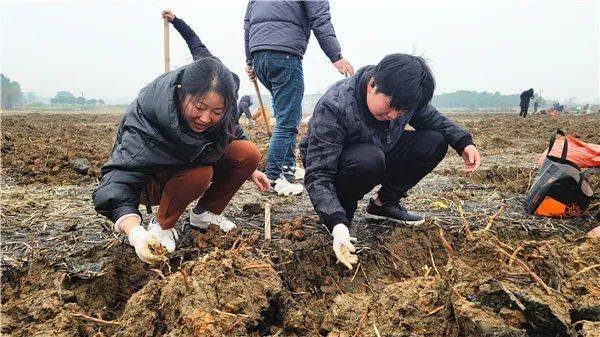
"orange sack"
537,135,600,168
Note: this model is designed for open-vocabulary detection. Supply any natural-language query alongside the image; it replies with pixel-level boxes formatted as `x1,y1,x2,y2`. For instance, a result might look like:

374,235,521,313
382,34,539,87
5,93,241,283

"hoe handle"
163,18,170,73
252,80,272,136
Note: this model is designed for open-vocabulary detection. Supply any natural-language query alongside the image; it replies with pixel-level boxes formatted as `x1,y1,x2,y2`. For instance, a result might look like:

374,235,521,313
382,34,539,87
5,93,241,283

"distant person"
236,95,254,125
553,102,564,112
300,54,481,269
533,96,540,113
163,10,255,125
244,0,355,196
519,88,534,117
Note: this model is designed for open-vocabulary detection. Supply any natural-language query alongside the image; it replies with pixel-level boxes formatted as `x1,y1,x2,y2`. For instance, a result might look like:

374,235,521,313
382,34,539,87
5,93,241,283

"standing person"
163,10,255,126
300,54,481,269
93,29,270,266
244,0,355,196
519,88,534,117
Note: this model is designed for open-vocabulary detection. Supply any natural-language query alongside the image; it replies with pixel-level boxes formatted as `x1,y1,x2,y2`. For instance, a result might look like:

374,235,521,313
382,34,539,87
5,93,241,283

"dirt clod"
71,157,91,175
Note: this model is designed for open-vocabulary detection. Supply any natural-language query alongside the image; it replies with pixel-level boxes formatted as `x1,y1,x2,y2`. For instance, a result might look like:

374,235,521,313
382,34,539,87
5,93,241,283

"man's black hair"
372,53,435,113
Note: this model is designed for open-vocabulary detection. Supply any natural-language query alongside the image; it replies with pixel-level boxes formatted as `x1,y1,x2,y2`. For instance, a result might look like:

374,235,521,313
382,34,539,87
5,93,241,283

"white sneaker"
189,210,237,232
147,217,178,253
294,167,305,180
271,175,304,196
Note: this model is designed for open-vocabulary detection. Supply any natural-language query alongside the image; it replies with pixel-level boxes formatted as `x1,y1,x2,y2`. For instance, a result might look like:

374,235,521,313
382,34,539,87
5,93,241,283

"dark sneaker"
365,198,425,225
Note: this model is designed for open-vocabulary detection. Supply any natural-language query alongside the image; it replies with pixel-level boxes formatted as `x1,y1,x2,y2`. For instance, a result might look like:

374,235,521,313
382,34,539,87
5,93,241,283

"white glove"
332,224,358,270
128,226,164,265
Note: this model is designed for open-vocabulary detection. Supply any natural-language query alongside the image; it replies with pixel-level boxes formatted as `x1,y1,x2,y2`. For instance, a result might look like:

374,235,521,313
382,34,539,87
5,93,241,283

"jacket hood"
136,67,189,145
135,60,240,160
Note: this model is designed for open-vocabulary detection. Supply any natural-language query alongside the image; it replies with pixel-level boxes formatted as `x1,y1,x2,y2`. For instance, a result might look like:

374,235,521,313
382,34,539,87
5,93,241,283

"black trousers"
520,104,529,117
334,130,448,222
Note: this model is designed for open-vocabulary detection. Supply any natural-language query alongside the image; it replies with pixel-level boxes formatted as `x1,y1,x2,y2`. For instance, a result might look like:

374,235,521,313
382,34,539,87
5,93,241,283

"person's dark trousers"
235,105,253,124
520,104,529,117
252,51,304,180
334,130,448,222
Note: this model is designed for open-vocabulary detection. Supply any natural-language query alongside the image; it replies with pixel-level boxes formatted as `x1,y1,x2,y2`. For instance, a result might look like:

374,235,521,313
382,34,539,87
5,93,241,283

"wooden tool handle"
163,18,170,73
252,80,272,136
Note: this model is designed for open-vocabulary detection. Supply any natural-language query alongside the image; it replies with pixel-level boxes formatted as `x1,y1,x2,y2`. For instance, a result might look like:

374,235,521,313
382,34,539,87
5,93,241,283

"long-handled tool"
163,18,170,73
252,80,272,136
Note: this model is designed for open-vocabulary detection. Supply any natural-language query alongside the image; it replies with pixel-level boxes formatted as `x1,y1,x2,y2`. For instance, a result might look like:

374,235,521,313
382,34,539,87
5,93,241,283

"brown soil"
2,112,600,336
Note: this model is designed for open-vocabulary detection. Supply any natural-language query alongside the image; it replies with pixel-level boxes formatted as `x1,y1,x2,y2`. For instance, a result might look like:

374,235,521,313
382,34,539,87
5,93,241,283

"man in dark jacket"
519,88,534,117
300,54,481,269
244,0,354,196
236,95,254,124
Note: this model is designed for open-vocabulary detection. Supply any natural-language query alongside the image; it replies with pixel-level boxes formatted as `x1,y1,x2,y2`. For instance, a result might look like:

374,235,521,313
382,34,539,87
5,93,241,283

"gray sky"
2,0,599,104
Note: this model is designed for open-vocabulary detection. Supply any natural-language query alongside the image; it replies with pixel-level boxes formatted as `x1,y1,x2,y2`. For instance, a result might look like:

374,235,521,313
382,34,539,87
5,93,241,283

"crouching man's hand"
461,145,481,173
587,225,600,238
332,224,358,270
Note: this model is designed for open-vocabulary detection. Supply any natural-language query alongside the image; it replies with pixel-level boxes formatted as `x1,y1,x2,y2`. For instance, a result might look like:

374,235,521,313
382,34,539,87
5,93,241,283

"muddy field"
1,112,600,337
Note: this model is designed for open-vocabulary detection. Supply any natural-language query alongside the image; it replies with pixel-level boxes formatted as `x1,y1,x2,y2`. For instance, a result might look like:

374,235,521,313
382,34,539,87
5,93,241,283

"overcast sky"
2,0,599,104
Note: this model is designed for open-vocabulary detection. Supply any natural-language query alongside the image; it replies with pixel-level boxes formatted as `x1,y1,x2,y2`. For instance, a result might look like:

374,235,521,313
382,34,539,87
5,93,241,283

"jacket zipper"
190,142,213,163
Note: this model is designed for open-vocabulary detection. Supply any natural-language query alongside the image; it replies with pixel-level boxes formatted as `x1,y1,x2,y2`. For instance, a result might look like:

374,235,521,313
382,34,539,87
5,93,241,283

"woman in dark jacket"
92,49,269,265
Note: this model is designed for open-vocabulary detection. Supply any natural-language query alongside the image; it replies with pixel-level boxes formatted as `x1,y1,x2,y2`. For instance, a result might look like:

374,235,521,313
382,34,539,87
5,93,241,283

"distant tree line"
431,90,521,109
2,73,574,112
1,73,105,110
50,91,105,106
1,74,22,110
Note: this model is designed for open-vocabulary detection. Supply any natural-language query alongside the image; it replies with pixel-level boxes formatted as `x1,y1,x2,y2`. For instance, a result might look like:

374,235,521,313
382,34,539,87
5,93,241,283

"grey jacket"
244,0,342,63
300,66,474,228
92,62,245,223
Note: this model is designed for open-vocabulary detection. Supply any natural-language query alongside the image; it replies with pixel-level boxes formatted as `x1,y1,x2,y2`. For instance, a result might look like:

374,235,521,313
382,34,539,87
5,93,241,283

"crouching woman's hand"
128,227,165,265
120,215,165,265
250,170,271,192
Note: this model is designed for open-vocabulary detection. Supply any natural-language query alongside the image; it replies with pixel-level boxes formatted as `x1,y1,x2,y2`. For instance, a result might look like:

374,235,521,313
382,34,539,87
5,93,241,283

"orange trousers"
143,140,260,229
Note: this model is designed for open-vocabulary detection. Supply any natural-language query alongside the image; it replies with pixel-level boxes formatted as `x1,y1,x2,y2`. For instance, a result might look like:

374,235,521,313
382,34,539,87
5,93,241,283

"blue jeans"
252,51,304,180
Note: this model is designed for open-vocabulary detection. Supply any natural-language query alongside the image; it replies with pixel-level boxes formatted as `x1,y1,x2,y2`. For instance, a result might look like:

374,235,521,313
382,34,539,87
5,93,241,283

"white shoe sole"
364,212,425,225
189,213,208,229
270,188,303,196
189,214,236,232
189,221,236,232
189,221,210,230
